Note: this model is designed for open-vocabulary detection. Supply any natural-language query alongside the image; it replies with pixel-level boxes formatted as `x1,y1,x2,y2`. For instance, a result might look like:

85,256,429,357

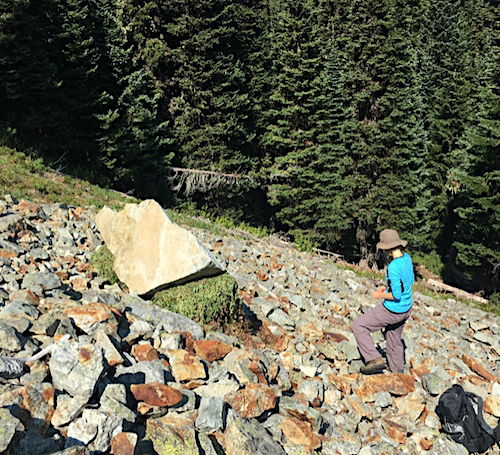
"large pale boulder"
95,199,225,295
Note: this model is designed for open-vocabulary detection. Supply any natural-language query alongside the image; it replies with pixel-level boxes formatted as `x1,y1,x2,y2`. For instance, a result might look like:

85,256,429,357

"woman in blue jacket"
353,229,415,374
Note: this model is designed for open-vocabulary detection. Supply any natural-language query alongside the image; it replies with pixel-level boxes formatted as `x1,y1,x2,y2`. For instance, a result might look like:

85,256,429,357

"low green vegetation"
152,273,241,327
168,207,271,239
292,230,319,253
409,250,444,277
335,262,385,281
90,244,241,327
0,146,136,208
89,245,125,288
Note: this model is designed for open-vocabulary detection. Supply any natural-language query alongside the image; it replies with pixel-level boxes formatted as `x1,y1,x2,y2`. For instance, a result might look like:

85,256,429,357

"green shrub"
490,293,500,307
410,250,444,277
152,273,240,326
90,245,124,287
292,230,319,253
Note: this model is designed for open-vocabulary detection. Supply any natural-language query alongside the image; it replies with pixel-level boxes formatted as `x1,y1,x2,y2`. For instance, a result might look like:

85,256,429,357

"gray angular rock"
121,294,204,340
22,272,62,292
0,407,24,452
0,213,24,232
99,395,136,430
198,432,220,455
429,435,469,454
51,394,88,428
28,247,50,261
49,340,105,398
196,396,226,433
19,429,62,455
0,321,24,351
268,308,295,330
114,358,170,387
221,410,287,455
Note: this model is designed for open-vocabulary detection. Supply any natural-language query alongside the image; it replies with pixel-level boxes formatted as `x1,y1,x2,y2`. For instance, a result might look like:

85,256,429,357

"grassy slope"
0,146,137,208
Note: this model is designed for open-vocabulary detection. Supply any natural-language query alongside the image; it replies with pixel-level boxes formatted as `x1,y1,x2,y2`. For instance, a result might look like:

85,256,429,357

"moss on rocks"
152,273,240,326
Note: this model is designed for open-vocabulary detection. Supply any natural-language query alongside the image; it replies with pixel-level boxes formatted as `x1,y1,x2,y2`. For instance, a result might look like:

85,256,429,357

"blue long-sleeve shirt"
383,252,414,313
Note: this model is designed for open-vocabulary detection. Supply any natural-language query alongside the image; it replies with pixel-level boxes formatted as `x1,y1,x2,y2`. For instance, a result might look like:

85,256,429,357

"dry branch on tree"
169,167,253,196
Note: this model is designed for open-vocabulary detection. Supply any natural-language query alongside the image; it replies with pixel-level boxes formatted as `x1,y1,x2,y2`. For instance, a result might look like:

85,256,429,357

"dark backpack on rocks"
436,384,500,453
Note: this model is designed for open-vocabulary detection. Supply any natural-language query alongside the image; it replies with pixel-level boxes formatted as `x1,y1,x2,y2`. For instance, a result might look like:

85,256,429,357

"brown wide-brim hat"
376,229,408,250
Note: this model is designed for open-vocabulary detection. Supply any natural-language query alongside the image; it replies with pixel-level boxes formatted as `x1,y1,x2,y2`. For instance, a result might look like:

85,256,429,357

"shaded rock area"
0,196,499,454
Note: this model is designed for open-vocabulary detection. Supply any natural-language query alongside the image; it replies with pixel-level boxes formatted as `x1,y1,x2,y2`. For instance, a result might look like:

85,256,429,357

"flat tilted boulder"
95,199,225,296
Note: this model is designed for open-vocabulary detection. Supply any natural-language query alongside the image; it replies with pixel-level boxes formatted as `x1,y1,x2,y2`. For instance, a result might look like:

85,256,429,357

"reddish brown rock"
382,419,407,444
63,302,117,333
466,375,492,388
69,277,89,292
55,270,70,281
484,396,500,417
324,332,349,343
110,432,137,455
130,383,183,407
226,383,276,418
193,340,233,363
267,362,279,382
9,289,40,306
356,374,415,402
280,417,321,450
462,354,499,383
168,349,206,382
419,436,434,450
256,270,269,281
18,199,39,214
178,331,195,355
296,321,324,343
0,382,55,434
257,320,289,352
131,343,160,362
346,395,375,420
394,392,426,421
248,361,268,385
0,249,17,259
410,364,431,382
327,374,357,397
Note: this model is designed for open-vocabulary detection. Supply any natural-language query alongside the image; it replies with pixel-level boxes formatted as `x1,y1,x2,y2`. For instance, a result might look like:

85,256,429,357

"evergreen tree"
419,0,474,255
0,0,63,148
140,0,262,219
449,0,500,293
320,0,428,260
96,0,175,201
264,0,329,236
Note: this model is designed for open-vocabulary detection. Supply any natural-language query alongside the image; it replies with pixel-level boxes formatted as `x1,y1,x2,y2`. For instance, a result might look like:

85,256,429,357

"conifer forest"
1,0,499,296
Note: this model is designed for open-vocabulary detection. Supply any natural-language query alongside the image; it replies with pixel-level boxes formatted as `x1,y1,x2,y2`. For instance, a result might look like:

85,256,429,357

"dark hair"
384,245,405,265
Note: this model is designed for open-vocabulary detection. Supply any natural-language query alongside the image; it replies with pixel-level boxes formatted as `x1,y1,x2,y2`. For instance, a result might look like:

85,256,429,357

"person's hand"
371,286,387,299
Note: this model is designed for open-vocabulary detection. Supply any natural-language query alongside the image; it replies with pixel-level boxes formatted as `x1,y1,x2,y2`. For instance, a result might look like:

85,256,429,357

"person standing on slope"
353,229,415,374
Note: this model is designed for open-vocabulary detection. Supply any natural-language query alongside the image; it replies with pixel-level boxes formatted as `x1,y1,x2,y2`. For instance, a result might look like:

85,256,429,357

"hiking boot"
360,357,386,375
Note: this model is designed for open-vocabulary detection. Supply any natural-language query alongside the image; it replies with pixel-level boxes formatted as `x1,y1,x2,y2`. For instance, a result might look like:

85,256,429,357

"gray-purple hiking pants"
352,303,412,373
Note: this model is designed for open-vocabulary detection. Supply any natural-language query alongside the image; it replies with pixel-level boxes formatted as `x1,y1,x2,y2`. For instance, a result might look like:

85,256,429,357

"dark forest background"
1,0,499,297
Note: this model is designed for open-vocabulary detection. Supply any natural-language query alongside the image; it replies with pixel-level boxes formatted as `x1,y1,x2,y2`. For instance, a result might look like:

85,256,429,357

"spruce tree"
0,0,63,148
264,0,328,237
449,0,500,293
419,0,474,255
96,0,175,201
